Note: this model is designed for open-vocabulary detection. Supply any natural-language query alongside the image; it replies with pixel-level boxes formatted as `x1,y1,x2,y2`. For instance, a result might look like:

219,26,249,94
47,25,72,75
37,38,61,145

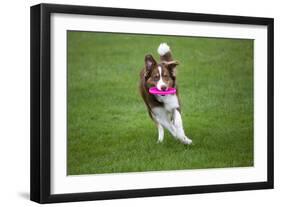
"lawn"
67,31,253,175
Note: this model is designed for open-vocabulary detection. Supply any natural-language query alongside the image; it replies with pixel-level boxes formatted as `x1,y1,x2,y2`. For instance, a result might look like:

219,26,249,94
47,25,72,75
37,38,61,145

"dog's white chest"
155,94,179,111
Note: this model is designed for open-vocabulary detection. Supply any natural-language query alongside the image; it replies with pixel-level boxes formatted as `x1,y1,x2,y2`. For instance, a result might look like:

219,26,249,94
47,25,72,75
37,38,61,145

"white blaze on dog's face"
144,55,179,91
156,66,168,91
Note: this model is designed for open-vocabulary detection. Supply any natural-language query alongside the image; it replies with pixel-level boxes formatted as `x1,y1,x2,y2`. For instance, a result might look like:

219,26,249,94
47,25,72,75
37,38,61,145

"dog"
139,43,192,145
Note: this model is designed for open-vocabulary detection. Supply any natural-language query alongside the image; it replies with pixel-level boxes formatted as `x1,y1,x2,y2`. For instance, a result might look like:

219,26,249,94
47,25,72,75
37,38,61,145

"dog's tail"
157,43,173,62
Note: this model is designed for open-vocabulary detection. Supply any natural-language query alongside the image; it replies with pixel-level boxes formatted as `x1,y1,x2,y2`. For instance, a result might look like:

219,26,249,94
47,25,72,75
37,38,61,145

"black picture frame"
30,3,274,204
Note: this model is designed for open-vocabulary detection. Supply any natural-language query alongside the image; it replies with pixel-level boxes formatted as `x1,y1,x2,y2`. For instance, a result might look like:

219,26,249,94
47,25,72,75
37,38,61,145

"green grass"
67,31,253,175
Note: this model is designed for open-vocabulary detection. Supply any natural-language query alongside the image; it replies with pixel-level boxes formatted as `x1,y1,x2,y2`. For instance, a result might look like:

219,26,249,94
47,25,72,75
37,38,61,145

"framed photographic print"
30,3,274,204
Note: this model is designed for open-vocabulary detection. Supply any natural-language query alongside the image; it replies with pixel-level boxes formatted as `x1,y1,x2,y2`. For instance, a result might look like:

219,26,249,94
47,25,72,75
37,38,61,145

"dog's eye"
153,76,159,81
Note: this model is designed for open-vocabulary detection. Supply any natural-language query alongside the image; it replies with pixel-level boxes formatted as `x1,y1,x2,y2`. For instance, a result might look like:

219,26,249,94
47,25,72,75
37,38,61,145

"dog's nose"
161,86,167,91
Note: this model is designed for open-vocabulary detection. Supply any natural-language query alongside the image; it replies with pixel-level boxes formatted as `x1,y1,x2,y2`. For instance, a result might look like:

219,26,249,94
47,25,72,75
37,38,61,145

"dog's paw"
157,139,164,144
180,136,192,145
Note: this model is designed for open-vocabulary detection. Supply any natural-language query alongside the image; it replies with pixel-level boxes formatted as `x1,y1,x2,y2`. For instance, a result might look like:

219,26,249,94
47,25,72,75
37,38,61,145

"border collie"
139,43,192,145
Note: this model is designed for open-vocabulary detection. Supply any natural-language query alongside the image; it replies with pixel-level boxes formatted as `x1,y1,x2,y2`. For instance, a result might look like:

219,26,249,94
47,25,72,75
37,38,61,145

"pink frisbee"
149,87,176,95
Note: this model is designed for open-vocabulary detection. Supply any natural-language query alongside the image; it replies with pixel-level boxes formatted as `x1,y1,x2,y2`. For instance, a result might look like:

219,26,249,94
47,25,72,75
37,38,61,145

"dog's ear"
144,55,157,77
163,60,179,77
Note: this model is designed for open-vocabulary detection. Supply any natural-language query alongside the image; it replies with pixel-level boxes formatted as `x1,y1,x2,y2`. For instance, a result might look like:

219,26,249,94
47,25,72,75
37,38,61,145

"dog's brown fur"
139,53,180,119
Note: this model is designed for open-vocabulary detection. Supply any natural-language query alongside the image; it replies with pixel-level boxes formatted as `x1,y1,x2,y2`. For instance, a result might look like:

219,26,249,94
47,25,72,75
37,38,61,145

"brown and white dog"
139,43,192,145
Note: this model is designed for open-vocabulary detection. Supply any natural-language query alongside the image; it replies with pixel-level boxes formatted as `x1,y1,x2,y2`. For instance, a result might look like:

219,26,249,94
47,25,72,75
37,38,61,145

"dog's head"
144,54,179,91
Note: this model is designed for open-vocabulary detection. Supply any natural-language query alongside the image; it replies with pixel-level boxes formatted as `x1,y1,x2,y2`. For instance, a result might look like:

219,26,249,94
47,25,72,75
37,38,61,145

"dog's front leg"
152,107,177,139
172,109,192,145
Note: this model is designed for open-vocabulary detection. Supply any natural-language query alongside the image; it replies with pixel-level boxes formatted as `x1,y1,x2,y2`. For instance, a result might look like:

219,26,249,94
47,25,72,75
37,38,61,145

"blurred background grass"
67,31,253,175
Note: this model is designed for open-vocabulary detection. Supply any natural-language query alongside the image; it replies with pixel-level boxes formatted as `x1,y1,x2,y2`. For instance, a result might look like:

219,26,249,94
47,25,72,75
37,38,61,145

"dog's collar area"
155,94,170,97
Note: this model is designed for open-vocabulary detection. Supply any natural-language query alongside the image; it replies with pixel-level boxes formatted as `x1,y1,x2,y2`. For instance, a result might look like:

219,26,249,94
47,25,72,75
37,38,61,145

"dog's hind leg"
157,123,164,143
